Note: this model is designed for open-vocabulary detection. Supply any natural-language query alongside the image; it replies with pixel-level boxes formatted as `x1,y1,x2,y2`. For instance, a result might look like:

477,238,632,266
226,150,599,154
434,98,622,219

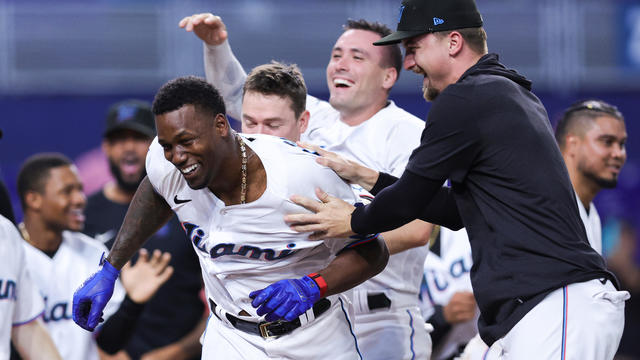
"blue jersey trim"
12,310,44,327
407,309,416,360
339,298,363,360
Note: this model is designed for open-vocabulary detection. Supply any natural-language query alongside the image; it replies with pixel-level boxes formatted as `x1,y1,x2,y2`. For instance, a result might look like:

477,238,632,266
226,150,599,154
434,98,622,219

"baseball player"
1,214,62,360
284,0,630,358
16,153,173,360
72,76,389,359
181,14,433,360
555,99,627,255
420,227,479,360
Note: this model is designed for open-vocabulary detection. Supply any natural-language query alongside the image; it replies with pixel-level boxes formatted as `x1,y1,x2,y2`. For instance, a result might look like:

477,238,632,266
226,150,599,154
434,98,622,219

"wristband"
307,272,328,297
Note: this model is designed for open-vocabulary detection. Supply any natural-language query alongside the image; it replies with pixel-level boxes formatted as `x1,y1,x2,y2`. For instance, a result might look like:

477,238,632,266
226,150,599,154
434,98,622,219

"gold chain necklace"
236,133,248,204
18,222,30,242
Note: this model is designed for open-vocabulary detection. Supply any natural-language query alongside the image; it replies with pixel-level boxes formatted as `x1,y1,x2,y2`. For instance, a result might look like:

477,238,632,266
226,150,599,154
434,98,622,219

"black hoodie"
352,53,617,345
409,53,617,344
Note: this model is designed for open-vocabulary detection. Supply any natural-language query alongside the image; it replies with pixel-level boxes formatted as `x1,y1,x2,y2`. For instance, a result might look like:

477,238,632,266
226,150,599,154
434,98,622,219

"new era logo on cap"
374,0,484,46
398,5,405,22
116,105,139,123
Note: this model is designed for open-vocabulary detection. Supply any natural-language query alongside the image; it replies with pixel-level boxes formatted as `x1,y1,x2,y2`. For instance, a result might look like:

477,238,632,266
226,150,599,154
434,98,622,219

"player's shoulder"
244,134,353,198
0,215,23,253
62,231,108,258
377,101,424,128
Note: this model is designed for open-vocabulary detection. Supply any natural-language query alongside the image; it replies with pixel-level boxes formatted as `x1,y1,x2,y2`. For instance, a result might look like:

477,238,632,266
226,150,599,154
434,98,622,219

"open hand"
284,188,355,240
297,142,379,191
121,249,174,304
179,13,228,46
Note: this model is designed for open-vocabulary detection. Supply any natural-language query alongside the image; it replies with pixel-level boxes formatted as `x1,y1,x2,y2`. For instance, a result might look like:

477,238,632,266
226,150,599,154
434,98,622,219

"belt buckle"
259,321,276,339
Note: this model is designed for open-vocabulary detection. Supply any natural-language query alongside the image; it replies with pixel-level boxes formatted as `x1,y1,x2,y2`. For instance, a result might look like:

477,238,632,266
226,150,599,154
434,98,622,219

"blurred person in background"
16,152,172,360
83,100,206,360
606,220,640,359
555,99,628,255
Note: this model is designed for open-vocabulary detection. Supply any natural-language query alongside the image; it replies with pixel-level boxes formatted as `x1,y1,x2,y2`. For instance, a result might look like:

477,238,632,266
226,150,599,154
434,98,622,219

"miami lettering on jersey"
0,279,17,300
42,296,73,322
182,222,299,261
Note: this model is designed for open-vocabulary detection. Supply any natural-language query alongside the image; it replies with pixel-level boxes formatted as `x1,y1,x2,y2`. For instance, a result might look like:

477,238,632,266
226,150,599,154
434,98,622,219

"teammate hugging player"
72,76,388,359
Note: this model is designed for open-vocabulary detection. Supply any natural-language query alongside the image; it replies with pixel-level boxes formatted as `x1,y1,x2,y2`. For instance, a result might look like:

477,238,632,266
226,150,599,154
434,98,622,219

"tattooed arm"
106,177,174,268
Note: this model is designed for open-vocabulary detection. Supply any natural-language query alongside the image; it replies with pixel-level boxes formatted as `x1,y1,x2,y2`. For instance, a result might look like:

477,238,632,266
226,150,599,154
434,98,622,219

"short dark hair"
434,27,488,55
243,61,307,118
17,153,72,210
344,19,403,78
152,76,226,118
555,99,624,150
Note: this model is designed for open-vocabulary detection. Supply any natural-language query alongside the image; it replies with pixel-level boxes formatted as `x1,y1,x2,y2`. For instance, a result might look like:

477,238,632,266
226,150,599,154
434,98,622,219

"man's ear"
297,110,311,135
24,191,43,211
214,113,230,136
382,67,398,91
448,31,463,56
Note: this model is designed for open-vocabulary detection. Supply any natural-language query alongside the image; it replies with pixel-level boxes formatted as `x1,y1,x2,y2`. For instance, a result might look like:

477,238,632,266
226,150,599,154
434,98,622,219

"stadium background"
0,0,638,259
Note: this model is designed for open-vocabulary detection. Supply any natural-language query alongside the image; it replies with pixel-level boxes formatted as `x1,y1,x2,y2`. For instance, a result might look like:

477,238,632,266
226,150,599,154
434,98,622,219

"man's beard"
583,170,618,189
422,84,439,101
109,160,146,193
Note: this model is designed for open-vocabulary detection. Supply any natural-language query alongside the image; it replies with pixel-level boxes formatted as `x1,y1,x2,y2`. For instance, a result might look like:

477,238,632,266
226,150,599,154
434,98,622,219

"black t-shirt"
353,54,616,345
84,190,204,359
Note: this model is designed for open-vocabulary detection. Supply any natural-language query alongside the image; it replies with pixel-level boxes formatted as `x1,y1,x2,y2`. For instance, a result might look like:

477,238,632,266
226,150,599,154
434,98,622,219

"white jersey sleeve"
203,41,247,121
0,215,44,358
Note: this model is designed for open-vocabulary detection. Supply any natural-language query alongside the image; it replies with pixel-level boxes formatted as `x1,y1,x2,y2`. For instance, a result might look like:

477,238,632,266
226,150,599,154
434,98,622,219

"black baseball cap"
374,0,483,46
103,100,156,139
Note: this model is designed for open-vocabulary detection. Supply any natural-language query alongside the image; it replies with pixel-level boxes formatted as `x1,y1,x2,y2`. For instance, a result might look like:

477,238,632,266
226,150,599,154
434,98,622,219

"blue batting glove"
249,276,321,322
72,258,119,331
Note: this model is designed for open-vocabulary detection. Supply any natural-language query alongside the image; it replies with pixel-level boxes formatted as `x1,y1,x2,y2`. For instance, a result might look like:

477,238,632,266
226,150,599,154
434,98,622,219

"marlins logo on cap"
374,0,483,46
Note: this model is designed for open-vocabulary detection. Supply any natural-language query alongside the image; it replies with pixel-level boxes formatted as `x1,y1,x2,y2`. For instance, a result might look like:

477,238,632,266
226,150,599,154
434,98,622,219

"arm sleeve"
95,295,145,354
351,171,463,234
203,41,246,121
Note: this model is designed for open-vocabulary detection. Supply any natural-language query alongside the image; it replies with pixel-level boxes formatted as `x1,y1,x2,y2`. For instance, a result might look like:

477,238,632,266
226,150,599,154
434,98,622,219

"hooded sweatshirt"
351,53,617,345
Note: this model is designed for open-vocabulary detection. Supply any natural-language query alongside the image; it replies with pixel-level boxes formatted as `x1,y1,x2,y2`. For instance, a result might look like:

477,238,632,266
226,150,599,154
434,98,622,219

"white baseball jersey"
0,215,44,359
303,95,429,302
22,231,125,360
421,228,479,360
146,134,368,357
204,42,429,359
575,193,602,255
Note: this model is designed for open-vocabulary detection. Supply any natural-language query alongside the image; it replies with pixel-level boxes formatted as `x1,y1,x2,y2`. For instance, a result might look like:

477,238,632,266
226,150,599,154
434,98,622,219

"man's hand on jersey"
285,188,356,240
249,276,321,322
297,142,380,191
72,259,120,331
120,249,174,304
443,291,477,324
179,13,227,46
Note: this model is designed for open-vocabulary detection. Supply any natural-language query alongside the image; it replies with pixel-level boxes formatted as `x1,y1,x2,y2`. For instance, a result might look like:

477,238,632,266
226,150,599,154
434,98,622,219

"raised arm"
73,177,174,332
180,13,246,120
250,236,389,322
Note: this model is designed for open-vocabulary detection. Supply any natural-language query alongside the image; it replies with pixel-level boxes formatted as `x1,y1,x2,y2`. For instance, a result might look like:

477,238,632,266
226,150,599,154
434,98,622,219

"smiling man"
72,76,388,359
555,99,628,255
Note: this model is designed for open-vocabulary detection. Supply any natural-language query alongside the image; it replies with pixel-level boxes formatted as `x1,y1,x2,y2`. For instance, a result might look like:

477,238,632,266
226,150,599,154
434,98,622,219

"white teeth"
333,78,353,87
181,164,198,174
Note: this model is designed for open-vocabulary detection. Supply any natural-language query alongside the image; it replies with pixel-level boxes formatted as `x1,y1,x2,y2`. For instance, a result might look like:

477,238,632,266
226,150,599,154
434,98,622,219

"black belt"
209,298,331,338
367,293,392,310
